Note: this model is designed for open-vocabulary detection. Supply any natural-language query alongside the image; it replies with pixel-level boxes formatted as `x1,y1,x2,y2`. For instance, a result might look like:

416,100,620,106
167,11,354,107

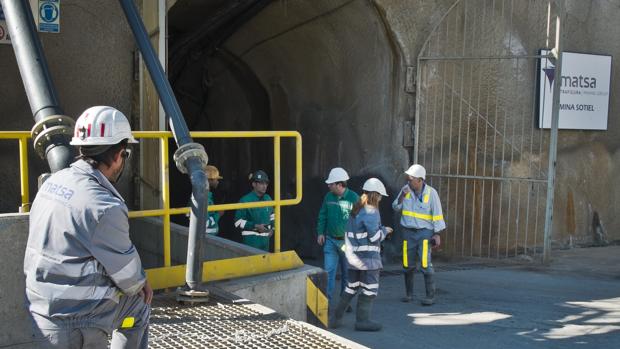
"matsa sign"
538,49,612,130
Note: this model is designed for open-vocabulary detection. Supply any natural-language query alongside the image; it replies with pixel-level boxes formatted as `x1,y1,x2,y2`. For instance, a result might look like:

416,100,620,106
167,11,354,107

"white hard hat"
362,177,388,196
405,164,426,179
325,167,350,184
70,106,138,146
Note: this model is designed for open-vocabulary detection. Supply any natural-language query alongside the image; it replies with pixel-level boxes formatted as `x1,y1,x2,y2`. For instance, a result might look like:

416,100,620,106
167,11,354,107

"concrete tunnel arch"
167,0,417,260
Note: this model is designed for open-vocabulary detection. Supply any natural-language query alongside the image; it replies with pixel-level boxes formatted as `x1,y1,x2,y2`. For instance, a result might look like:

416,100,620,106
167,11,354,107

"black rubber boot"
421,273,435,306
330,293,354,329
401,270,414,302
354,295,382,331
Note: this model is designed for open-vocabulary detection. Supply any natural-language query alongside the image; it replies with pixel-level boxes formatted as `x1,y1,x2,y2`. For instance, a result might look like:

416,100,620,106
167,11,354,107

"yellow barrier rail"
0,131,31,213
0,130,303,288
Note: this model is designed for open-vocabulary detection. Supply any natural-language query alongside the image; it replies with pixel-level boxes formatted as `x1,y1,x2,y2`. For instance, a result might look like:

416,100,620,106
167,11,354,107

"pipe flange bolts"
31,115,75,159
173,142,209,174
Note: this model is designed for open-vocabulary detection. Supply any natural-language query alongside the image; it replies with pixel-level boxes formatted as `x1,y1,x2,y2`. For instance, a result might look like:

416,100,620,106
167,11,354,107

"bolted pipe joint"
173,142,209,174
31,115,75,172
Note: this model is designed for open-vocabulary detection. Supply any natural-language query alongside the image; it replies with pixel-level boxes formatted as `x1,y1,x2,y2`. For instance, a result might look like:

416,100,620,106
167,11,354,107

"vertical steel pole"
543,0,563,264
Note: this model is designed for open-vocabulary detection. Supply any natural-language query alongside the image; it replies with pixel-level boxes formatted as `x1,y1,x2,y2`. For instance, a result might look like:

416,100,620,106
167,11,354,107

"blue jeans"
324,236,348,301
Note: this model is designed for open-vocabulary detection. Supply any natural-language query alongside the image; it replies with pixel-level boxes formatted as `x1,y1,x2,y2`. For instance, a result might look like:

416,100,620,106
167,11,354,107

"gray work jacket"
344,206,388,270
392,183,446,233
24,159,146,330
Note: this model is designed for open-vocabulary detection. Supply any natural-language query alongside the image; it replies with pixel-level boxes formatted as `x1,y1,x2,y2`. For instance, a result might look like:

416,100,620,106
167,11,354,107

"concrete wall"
0,0,136,213
0,214,33,346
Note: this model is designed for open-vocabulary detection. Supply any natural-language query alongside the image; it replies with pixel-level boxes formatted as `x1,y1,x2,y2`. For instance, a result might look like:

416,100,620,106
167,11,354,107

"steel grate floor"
148,292,358,348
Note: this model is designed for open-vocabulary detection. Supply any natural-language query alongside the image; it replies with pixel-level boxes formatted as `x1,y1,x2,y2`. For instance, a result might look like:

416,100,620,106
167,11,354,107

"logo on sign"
40,2,59,23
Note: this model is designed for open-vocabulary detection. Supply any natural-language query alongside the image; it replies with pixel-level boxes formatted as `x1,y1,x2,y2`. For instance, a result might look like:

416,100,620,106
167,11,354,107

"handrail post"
161,136,171,267
273,136,281,253
18,137,30,212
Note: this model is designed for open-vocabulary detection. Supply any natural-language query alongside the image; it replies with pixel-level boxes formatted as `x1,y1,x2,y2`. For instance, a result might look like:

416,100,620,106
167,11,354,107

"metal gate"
414,0,564,260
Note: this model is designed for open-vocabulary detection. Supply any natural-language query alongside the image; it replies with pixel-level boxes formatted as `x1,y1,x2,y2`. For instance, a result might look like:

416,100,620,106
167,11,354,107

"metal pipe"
118,0,208,293
1,0,73,172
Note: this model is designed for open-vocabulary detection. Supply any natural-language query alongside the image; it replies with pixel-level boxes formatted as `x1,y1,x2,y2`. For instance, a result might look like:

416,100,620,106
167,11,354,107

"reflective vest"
392,183,446,232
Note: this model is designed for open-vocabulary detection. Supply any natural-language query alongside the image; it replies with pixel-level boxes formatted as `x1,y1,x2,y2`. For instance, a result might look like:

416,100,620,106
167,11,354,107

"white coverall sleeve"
91,206,146,296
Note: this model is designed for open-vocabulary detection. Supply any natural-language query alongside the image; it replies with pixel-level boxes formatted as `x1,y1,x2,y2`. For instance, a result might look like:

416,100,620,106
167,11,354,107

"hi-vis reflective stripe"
234,219,247,228
402,210,444,221
242,230,270,237
423,193,430,203
403,240,408,268
121,317,135,328
422,239,428,268
352,245,380,252
347,232,367,239
405,192,411,199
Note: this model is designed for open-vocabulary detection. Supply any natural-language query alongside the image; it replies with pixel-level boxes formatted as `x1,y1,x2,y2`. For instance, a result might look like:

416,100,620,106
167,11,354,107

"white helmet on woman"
405,164,426,179
70,106,138,146
362,178,388,196
325,167,350,184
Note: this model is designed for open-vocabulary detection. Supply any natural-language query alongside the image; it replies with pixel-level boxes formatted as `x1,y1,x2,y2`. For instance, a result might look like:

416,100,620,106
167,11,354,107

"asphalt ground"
325,246,620,349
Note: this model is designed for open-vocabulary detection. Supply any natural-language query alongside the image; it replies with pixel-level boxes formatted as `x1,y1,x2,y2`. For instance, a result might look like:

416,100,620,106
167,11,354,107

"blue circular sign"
39,2,59,23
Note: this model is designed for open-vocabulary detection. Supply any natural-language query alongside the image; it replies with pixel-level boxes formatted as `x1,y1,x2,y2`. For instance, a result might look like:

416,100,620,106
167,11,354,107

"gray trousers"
402,227,435,274
33,293,150,349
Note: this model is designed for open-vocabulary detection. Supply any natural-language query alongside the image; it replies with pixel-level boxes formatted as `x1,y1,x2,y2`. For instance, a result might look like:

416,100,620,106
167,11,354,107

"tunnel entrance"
167,0,406,260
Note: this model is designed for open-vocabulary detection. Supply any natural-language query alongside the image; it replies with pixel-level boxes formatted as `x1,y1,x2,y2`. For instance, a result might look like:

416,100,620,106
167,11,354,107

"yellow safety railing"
0,131,31,213
0,130,304,288
130,131,303,267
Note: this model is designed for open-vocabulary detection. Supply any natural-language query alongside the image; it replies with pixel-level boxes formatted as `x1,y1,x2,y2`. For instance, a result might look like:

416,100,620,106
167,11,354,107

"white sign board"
0,4,10,44
538,49,612,130
38,0,60,33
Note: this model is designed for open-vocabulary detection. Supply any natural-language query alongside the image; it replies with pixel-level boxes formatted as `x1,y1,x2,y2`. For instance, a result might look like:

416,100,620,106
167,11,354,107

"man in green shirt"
317,167,359,302
235,170,274,251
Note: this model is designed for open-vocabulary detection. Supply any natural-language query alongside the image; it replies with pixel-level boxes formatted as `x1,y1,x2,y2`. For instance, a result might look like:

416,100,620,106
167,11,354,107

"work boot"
400,270,414,302
330,293,354,329
354,295,382,331
421,273,435,306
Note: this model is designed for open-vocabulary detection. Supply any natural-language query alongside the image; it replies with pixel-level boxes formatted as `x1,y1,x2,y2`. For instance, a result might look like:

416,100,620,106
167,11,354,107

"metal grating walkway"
148,291,362,348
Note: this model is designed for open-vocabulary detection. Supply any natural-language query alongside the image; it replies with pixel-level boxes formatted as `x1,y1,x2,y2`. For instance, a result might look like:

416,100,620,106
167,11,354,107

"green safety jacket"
234,191,274,251
206,191,220,235
316,188,359,238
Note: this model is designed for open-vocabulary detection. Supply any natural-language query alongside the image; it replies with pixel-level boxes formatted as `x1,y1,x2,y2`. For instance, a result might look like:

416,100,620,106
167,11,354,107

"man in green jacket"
317,167,359,302
235,170,274,251
205,165,224,235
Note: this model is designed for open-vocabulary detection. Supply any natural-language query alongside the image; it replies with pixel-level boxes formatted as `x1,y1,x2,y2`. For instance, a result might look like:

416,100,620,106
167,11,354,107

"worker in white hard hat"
24,106,151,348
317,167,359,305
392,164,445,306
331,178,392,331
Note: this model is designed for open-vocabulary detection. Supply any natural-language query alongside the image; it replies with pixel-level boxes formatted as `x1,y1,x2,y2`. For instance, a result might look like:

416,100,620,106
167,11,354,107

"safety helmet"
249,170,269,183
325,167,350,184
362,178,388,196
70,106,138,146
205,165,223,180
405,164,426,179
